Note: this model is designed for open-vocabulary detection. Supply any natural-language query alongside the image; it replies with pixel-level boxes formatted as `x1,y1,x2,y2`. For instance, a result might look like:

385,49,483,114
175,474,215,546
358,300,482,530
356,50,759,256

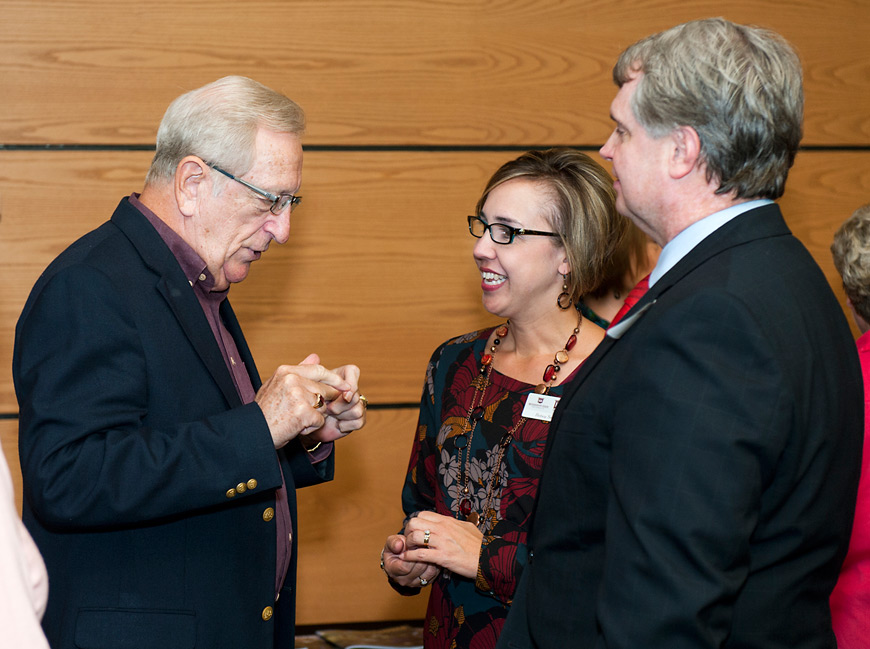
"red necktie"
609,274,650,328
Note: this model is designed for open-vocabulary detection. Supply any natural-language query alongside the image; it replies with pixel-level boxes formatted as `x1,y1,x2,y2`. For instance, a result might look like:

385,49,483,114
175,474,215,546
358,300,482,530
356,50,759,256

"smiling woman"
378,148,631,649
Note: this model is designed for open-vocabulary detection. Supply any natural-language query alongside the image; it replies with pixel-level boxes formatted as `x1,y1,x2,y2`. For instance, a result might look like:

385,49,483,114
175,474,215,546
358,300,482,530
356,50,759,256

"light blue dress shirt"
649,199,774,288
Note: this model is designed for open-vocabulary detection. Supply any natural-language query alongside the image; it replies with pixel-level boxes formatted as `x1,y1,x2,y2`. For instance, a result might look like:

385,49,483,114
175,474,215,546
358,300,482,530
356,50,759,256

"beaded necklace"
454,316,582,528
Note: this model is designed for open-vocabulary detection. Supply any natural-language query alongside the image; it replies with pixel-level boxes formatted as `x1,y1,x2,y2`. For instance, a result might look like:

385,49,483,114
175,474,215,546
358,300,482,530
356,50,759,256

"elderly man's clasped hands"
256,353,367,449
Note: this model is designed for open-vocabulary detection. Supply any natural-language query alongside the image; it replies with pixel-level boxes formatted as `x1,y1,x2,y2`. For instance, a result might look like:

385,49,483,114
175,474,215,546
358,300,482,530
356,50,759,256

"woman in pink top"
830,203,870,649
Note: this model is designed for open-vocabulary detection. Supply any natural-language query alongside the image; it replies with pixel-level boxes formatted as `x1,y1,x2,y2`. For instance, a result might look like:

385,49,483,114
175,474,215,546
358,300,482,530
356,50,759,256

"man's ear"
668,125,702,180
175,156,208,217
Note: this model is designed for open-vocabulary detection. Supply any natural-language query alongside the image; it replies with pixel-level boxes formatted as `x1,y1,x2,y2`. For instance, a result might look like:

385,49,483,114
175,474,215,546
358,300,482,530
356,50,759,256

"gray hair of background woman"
145,75,305,186
475,147,629,305
832,203,870,324
613,17,803,201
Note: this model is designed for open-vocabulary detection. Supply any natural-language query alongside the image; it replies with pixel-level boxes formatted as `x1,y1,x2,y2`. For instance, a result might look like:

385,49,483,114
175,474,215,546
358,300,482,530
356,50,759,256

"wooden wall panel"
779,151,870,337
2,150,868,412
0,0,867,146
295,408,427,625
1,420,21,514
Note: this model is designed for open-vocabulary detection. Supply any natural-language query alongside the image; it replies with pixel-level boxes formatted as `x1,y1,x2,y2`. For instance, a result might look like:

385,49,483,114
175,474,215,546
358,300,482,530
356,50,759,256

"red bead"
459,499,472,516
565,334,577,351
496,325,509,337
481,354,493,366
543,365,556,382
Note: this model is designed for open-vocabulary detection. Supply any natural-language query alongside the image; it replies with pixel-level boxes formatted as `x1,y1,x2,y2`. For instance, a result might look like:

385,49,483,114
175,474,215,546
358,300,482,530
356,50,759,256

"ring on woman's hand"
419,576,429,586
422,529,430,548
359,394,368,409
312,393,324,409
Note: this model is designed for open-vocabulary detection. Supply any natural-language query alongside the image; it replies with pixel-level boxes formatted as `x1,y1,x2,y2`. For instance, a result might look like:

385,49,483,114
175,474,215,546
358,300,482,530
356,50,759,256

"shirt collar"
649,199,773,287
129,193,220,293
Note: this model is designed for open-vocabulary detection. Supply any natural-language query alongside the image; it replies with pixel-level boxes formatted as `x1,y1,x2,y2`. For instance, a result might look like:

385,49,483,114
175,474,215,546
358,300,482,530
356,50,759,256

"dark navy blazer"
13,198,331,649
497,204,863,649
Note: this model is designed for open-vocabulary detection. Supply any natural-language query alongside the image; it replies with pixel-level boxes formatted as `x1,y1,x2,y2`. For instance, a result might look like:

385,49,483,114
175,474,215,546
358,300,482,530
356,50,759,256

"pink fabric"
0,449,50,648
609,274,650,327
831,330,870,648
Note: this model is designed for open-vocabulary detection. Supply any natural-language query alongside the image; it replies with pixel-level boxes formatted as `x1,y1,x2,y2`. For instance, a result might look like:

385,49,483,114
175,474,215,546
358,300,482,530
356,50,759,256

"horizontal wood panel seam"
2,144,869,152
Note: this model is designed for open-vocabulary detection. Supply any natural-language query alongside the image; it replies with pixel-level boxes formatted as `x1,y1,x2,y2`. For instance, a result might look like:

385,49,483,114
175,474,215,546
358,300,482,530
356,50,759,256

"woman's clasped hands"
380,510,484,588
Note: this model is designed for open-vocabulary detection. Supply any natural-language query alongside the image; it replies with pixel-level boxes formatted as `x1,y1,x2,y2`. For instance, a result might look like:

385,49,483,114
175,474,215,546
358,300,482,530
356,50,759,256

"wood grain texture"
0,0,866,146
778,151,870,337
295,408,427,625
1,419,22,515
2,150,868,412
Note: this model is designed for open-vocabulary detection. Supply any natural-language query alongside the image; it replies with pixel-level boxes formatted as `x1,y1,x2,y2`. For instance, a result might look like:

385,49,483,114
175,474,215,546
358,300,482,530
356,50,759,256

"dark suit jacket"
13,198,332,649
497,204,864,649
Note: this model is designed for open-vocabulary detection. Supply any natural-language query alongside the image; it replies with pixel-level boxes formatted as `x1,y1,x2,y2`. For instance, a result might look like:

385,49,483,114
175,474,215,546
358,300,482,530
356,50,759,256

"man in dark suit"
497,18,863,649
13,76,367,649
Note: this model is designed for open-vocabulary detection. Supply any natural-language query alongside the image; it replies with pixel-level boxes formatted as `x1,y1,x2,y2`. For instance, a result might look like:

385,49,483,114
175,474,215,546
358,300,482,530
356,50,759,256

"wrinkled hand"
306,361,367,443
402,511,483,579
255,354,350,449
381,533,441,588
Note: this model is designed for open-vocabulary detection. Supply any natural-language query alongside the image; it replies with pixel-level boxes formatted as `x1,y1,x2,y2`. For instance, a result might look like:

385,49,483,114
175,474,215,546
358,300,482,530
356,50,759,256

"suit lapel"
111,199,244,408
221,299,262,392
545,204,792,460
606,300,657,339
533,204,793,529
155,278,243,407
604,203,792,333
544,334,618,453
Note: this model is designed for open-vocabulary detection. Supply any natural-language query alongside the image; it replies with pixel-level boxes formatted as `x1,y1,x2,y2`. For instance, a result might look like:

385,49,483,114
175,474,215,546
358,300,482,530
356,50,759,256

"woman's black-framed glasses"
208,163,302,215
467,214,559,245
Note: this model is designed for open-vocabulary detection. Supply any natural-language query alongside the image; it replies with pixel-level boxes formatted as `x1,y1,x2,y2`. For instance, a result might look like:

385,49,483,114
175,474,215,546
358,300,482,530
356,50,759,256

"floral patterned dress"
401,327,578,649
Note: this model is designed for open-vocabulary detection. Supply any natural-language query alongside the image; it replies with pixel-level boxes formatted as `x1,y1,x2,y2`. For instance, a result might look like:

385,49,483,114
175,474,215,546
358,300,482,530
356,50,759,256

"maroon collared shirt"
129,194,292,597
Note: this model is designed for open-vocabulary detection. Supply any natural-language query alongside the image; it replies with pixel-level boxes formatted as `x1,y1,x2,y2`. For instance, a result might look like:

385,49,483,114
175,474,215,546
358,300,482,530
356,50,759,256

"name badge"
521,393,560,422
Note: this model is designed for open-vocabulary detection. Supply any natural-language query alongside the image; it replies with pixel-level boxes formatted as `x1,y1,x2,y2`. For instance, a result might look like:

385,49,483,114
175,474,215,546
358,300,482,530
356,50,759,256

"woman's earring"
557,274,572,310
